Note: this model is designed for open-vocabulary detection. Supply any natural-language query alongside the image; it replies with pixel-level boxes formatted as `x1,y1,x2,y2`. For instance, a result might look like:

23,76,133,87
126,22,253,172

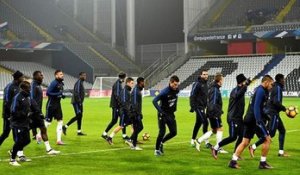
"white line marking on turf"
287,129,300,133
0,141,189,162
1,129,299,162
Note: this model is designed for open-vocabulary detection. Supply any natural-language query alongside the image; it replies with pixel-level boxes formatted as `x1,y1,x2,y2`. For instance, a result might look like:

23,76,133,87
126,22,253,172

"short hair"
118,72,126,79
137,77,144,84
200,69,208,75
275,74,284,82
214,73,223,82
79,72,86,76
261,75,273,83
33,71,41,77
170,75,179,83
54,70,62,75
20,81,30,90
126,77,134,83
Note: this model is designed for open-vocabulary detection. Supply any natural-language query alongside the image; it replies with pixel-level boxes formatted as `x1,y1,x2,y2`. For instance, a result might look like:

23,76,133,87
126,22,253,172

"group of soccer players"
0,70,87,166
101,73,146,150
0,68,290,169
189,70,289,169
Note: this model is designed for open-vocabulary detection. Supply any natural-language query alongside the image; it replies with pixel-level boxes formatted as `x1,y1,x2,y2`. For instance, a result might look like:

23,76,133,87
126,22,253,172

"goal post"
90,77,118,98
89,77,150,98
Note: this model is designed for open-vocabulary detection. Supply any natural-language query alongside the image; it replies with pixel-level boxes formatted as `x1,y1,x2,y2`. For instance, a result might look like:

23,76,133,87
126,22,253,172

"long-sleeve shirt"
207,82,223,118
110,79,123,109
120,85,132,115
71,79,85,104
30,80,43,110
152,86,179,114
227,85,247,122
131,85,143,116
10,91,31,129
265,82,286,115
244,85,269,124
2,81,20,118
46,79,64,105
189,77,208,110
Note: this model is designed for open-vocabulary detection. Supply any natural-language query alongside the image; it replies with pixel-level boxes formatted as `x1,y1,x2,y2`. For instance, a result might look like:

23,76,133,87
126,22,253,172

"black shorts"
30,114,45,129
243,121,269,139
119,113,131,127
209,117,222,129
45,103,63,122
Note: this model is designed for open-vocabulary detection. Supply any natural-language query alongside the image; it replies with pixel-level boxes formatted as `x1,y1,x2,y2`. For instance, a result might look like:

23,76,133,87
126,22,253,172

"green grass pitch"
0,97,299,175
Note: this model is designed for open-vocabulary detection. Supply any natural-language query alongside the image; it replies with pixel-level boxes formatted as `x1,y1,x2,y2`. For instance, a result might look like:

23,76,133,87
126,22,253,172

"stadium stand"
0,1,44,41
0,67,12,90
0,61,92,90
152,55,273,92
64,43,118,76
6,0,97,42
285,0,300,22
213,0,289,27
91,43,140,75
264,54,300,92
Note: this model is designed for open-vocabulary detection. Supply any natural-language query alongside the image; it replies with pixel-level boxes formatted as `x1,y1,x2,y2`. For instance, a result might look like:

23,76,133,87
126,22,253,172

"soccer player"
102,72,129,140
129,77,145,150
189,69,210,147
30,71,60,155
45,70,65,145
249,74,288,157
106,77,134,144
9,81,32,166
0,71,24,147
63,72,87,136
195,73,227,153
211,74,251,159
228,75,274,169
153,75,180,156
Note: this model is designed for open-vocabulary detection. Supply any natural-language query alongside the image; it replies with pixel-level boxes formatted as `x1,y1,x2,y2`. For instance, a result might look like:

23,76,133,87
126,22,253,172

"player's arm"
209,87,222,115
4,86,13,113
272,86,286,112
73,81,81,103
10,96,25,118
46,81,62,97
189,82,200,111
254,88,265,123
114,81,122,107
152,90,165,114
131,87,140,115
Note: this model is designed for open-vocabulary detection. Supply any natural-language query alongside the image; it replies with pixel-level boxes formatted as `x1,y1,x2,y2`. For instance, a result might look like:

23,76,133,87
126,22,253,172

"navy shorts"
209,117,222,129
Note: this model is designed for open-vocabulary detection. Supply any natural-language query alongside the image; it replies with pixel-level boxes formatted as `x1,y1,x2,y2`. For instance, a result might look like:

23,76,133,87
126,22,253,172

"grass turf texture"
0,97,299,175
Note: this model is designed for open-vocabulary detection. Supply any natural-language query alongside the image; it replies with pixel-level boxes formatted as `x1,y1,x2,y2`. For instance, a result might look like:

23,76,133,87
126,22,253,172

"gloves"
189,108,195,113
245,78,252,86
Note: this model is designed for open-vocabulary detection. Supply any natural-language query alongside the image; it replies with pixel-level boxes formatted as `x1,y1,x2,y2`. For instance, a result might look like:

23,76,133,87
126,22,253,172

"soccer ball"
286,106,298,118
142,133,150,141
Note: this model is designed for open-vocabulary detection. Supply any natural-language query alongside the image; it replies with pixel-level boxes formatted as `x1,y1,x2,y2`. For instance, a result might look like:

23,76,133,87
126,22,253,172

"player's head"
20,81,31,94
13,70,24,83
54,70,64,81
275,73,284,85
33,71,44,83
137,77,145,89
79,72,87,81
199,69,208,81
214,73,223,86
236,74,247,85
261,75,274,90
169,75,179,90
118,72,126,82
125,77,134,89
